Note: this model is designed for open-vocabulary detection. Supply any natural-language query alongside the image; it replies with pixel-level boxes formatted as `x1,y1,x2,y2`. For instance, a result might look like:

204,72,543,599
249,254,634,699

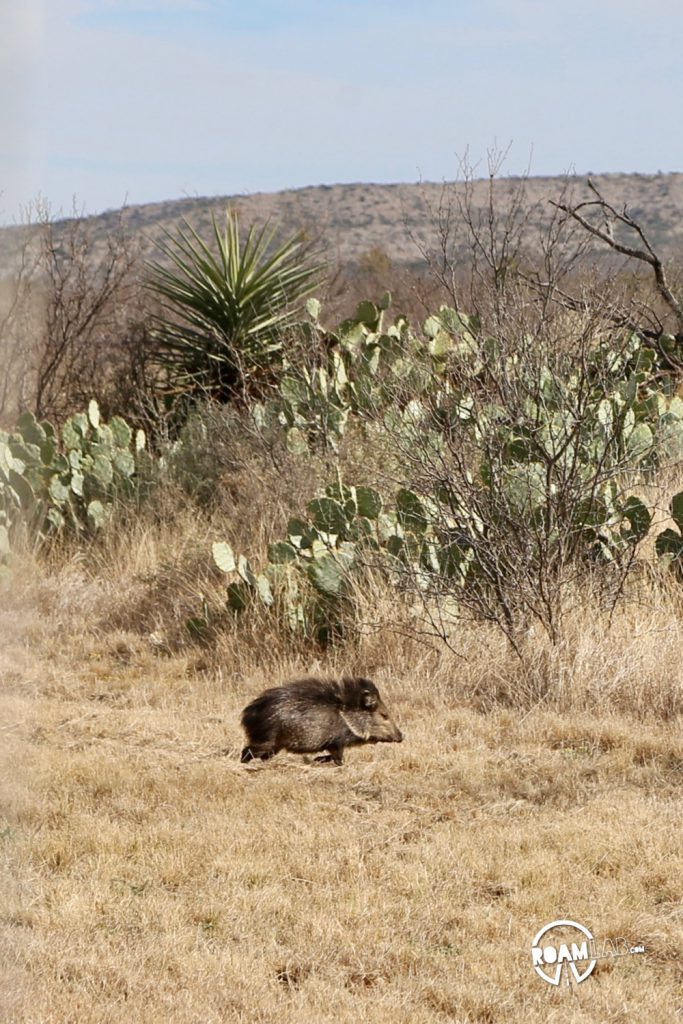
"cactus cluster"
257,294,437,454
209,482,387,644
192,296,683,642
208,479,430,643
655,492,683,574
4,294,683,631
0,400,144,556
253,296,683,476
207,472,652,645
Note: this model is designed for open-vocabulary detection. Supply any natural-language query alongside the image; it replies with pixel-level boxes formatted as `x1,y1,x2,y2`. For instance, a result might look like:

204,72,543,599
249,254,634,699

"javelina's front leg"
313,744,344,765
240,746,276,763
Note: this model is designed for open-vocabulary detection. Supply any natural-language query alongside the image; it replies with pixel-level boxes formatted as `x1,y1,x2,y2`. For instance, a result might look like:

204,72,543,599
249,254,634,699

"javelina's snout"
240,675,403,765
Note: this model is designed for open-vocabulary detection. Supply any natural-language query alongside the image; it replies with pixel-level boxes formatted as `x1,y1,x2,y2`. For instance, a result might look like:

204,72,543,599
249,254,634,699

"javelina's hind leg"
313,744,344,766
240,746,276,763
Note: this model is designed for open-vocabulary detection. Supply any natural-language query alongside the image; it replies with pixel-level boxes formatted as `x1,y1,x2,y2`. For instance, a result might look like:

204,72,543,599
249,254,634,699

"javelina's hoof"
240,746,276,763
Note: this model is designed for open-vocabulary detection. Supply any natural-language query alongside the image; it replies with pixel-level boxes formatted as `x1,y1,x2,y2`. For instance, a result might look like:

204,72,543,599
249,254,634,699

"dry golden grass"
2,527,683,1024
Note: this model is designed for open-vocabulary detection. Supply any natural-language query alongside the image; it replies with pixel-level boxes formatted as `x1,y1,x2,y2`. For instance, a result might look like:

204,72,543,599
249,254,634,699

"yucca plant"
147,209,323,401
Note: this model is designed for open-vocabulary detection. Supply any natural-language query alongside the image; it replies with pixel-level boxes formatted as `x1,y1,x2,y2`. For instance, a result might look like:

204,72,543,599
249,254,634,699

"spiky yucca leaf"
147,210,323,399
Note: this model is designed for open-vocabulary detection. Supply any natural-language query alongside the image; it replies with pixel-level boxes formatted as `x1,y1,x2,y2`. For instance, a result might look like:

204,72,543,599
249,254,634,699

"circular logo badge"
531,920,597,986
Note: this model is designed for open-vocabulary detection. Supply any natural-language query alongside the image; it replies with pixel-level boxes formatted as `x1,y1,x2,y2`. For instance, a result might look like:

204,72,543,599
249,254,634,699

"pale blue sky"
3,0,683,224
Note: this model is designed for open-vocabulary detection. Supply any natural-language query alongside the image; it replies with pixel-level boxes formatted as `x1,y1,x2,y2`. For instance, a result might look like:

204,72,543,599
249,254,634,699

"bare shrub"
0,225,42,425
367,158,676,652
410,148,594,323
33,203,145,421
548,177,683,360
0,202,154,427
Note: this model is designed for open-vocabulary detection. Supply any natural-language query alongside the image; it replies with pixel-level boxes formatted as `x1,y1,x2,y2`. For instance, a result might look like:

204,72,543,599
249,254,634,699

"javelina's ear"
360,689,378,710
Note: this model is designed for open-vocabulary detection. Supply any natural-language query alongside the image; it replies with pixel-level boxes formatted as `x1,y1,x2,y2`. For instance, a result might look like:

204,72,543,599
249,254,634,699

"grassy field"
2,535,683,1024
4,149,683,1023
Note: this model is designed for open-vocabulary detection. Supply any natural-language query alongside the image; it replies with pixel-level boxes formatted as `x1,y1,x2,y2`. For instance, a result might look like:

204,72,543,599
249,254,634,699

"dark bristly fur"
240,676,403,765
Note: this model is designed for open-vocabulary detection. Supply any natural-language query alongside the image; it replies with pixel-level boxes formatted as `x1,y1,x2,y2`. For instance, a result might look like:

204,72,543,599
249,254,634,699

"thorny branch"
551,178,683,333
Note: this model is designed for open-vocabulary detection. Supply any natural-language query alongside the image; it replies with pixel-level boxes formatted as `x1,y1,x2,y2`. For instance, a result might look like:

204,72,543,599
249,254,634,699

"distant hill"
1,172,682,278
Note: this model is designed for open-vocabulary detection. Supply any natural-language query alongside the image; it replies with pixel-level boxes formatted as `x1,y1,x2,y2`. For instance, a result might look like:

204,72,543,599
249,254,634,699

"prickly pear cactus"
0,400,145,554
655,493,683,575
202,463,654,645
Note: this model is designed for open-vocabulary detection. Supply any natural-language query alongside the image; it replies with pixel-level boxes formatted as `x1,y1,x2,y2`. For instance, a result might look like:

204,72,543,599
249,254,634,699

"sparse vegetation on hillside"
3,172,683,279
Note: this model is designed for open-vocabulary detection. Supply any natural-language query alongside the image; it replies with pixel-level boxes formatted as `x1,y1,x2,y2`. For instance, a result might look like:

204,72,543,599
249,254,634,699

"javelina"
240,676,403,765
